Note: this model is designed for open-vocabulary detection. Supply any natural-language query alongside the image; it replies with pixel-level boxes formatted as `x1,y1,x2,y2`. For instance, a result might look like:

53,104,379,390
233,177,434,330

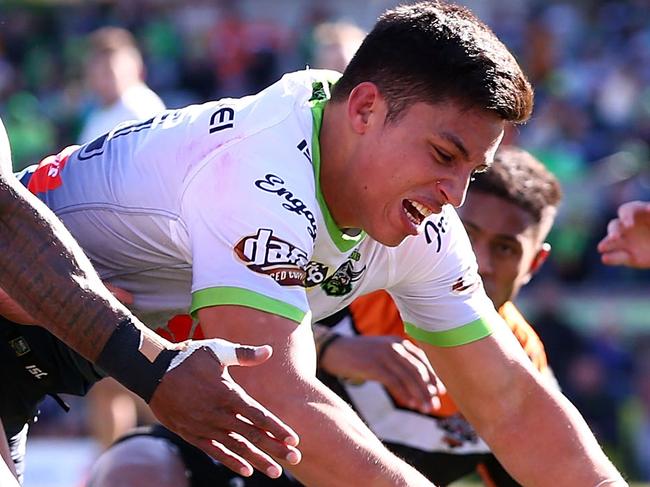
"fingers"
225,385,300,448
186,418,301,479
600,249,632,267
186,435,256,478
376,361,417,408
205,432,285,479
618,200,650,226
231,414,301,465
385,342,438,413
201,338,272,367
235,344,273,366
402,340,438,384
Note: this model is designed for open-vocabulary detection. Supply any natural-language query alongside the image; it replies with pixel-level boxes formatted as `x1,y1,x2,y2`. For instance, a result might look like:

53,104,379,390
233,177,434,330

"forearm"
247,371,430,487
474,369,623,486
0,176,163,362
203,307,431,486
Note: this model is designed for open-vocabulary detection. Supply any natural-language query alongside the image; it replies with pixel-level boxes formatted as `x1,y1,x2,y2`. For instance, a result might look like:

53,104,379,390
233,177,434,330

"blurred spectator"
78,26,164,450
310,21,365,72
620,345,650,481
78,26,165,144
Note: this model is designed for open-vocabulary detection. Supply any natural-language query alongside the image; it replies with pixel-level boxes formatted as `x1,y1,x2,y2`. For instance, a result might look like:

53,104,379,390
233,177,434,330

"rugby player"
0,115,301,482
599,200,650,269
313,146,562,486
12,2,625,485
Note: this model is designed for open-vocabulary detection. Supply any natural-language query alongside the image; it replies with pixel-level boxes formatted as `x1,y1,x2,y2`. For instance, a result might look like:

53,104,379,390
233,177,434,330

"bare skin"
598,200,650,269
318,328,444,413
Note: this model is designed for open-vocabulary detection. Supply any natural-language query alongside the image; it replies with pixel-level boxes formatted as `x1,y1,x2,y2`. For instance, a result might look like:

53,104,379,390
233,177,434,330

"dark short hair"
332,1,533,124
471,146,562,223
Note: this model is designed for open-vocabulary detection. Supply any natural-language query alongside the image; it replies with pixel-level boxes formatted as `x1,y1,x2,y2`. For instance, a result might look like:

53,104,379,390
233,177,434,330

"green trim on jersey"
191,287,306,323
404,317,493,347
310,97,366,253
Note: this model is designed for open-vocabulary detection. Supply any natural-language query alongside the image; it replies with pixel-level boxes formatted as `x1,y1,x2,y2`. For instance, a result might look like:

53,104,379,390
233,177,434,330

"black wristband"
317,332,342,365
95,318,179,403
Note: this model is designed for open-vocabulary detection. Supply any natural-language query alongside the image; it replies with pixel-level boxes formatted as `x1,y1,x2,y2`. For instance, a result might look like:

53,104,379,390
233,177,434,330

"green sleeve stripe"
191,286,306,324
404,317,493,347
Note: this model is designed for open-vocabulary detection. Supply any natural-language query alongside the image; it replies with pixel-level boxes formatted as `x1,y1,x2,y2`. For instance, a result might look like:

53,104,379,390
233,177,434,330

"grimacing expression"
457,191,547,309
348,95,505,247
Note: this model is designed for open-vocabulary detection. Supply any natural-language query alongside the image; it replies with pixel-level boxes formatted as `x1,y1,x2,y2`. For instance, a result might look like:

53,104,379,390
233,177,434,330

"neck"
319,101,358,231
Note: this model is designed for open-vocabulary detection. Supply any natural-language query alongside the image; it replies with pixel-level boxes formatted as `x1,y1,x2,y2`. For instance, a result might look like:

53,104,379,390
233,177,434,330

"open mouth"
402,199,433,226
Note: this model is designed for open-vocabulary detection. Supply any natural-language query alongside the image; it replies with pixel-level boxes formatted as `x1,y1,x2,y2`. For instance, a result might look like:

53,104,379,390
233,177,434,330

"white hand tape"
166,338,241,373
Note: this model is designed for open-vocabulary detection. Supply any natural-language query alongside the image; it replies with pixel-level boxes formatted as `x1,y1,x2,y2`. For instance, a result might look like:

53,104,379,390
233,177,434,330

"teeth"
403,207,420,225
410,200,433,218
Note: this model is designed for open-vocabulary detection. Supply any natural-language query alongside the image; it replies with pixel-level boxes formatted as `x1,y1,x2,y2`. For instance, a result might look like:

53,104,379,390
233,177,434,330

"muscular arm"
0,173,138,361
199,305,432,487
418,319,625,486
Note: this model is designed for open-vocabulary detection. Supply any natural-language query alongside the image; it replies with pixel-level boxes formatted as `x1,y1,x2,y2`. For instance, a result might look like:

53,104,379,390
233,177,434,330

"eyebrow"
463,221,522,244
440,132,469,159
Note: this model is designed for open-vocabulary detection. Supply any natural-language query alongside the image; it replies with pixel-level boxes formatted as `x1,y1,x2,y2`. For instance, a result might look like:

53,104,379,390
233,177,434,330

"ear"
529,242,551,276
346,82,383,135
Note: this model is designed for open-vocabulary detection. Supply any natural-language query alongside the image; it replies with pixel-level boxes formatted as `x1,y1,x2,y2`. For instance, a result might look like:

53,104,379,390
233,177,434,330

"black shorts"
116,424,303,487
0,316,104,478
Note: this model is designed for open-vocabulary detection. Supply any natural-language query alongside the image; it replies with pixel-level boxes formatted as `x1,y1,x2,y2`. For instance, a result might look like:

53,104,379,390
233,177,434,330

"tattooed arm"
0,119,300,477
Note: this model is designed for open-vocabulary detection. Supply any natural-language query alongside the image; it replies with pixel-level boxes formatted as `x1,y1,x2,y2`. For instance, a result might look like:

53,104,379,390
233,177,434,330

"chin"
369,230,405,247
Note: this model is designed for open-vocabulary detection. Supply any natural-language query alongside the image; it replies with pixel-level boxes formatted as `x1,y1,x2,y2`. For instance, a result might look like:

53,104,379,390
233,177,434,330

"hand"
319,334,445,413
149,341,301,479
598,200,650,269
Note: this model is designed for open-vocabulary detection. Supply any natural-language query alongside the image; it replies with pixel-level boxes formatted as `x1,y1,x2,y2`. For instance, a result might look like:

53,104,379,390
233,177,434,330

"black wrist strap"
317,332,342,365
96,318,179,403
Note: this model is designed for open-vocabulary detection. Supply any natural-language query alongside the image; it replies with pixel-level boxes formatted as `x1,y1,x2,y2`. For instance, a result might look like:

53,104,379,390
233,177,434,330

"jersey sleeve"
387,208,502,347
180,147,315,324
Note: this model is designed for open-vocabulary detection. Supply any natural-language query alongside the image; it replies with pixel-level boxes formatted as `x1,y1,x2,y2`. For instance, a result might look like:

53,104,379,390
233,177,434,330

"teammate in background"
0,116,301,483
314,146,561,486
78,27,165,144
13,2,624,486
598,200,650,269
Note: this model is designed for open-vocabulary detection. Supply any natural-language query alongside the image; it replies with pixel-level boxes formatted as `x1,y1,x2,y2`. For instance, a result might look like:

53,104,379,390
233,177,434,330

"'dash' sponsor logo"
234,229,308,286
255,174,317,240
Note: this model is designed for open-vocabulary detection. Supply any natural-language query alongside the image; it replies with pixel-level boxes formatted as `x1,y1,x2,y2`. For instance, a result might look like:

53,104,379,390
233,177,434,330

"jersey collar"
310,82,366,253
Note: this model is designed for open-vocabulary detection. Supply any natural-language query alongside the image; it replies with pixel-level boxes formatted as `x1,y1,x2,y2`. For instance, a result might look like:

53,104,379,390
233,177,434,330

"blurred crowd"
1,0,649,482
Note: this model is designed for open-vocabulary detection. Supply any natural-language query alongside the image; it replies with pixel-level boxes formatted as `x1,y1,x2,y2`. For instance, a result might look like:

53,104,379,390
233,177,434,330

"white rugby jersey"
26,69,499,346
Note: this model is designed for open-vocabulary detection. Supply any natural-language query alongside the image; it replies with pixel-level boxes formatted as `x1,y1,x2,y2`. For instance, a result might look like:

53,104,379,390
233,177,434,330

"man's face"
457,191,546,309
346,96,505,247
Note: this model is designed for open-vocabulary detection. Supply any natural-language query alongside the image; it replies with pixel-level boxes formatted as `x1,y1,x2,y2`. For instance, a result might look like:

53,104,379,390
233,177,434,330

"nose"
473,242,493,276
437,176,470,208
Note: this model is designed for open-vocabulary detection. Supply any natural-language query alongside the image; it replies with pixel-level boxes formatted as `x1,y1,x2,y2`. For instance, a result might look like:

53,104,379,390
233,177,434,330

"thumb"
235,344,273,366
